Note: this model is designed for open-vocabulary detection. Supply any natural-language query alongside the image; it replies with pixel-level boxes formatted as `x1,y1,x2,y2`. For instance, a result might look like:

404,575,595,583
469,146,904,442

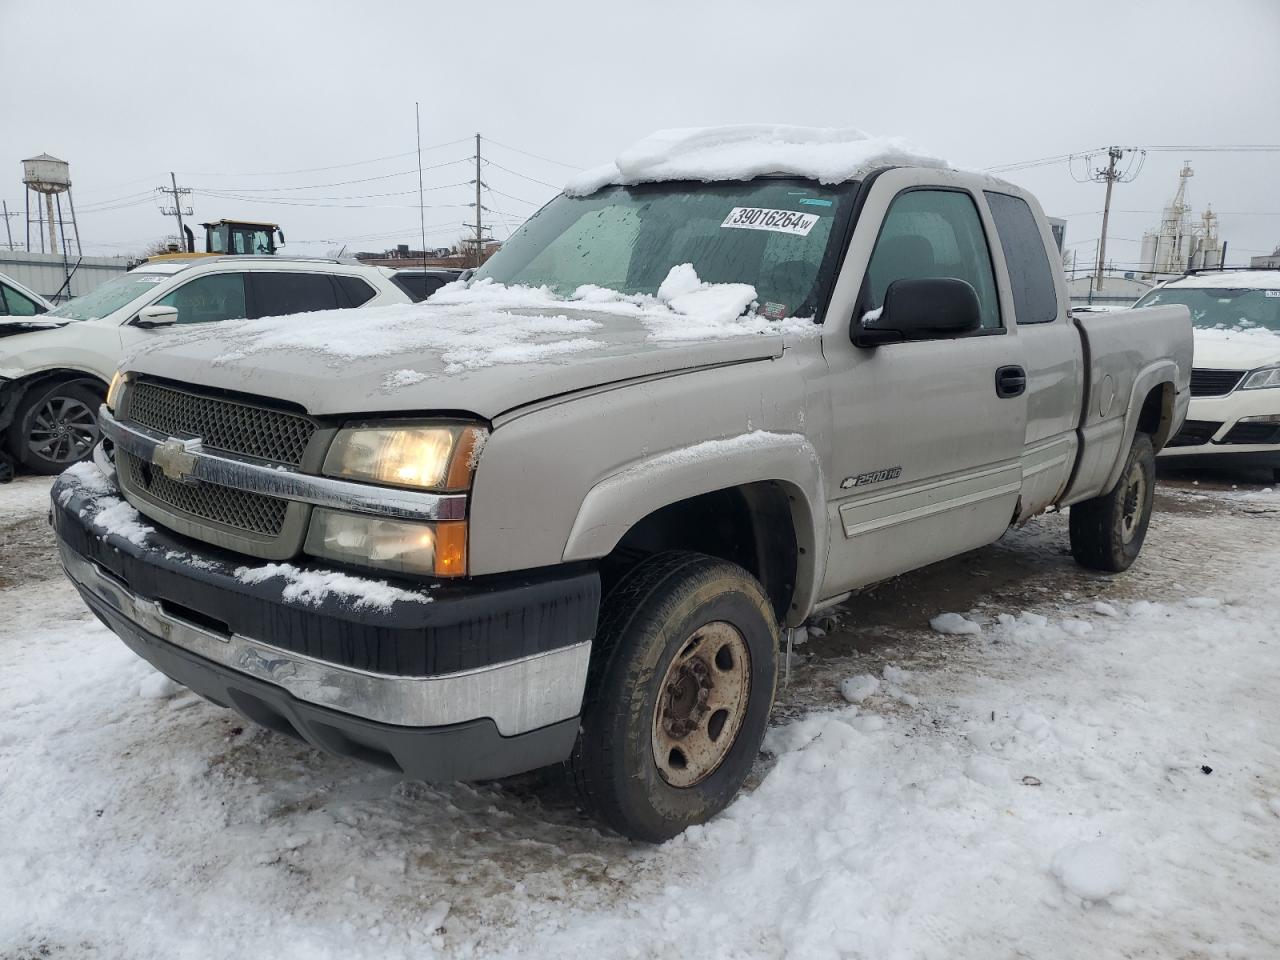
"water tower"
23,153,81,257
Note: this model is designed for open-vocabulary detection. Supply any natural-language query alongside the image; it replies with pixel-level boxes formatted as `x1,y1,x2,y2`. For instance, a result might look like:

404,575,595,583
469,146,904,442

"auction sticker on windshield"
721,207,820,236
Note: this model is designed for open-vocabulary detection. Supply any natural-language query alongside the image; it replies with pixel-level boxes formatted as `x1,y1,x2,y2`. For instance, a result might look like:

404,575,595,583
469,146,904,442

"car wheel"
6,381,102,475
570,551,779,842
1069,433,1156,572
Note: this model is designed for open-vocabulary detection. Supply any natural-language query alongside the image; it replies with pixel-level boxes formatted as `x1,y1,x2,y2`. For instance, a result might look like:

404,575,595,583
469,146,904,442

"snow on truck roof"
565,124,948,196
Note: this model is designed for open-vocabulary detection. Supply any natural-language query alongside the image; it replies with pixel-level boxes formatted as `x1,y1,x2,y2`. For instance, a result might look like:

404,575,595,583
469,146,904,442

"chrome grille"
120,449,289,536
127,380,316,466
1189,368,1245,398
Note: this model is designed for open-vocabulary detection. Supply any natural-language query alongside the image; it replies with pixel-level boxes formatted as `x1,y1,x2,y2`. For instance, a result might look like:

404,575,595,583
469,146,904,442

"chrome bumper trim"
62,547,589,736
98,406,467,522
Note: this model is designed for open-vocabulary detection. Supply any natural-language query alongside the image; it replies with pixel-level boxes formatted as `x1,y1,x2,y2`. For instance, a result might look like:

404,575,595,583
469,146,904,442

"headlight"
105,370,128,411
1241,365,1280,390
304,508,467,577
323,422,487,491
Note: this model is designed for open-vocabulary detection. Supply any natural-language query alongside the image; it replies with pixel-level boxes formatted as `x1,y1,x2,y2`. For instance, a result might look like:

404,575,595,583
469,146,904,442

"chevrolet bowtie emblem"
152,437,203,483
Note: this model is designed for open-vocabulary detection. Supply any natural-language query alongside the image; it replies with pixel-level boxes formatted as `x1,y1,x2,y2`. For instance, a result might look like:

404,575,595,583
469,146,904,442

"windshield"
475,178,858,319
46,272,171,321
1135,286,1280,333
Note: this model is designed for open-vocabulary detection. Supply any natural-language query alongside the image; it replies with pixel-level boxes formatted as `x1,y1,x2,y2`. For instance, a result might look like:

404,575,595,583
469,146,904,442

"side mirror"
133,304,180,329
853,277,982,347
276,228,286,246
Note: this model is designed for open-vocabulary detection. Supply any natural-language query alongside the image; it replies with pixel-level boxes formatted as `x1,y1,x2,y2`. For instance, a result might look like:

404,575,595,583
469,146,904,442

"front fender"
563,431,827,622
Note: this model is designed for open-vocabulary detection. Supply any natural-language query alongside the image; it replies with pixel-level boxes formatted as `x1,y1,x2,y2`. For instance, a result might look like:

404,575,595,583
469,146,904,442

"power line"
188,157,471,194
177,137,473,178
482,137,583,170
482,158,562,190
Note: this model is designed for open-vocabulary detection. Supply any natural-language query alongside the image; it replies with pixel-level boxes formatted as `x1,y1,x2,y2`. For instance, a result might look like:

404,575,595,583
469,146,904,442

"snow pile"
1051,840,1129,903
138,671,182,700
234,562,429,611
567,124,948,196
930,612,981,635
839,674,879,703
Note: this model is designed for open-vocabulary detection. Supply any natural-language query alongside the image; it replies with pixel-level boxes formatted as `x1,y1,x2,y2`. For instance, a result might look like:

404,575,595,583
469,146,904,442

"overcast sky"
2,0,1278,269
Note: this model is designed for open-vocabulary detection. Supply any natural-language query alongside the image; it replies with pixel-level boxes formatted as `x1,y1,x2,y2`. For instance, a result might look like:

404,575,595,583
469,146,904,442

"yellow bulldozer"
142,219,286,264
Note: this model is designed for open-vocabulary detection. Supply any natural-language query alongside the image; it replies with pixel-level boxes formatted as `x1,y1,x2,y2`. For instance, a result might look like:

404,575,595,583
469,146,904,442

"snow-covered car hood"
1192,328,1280,371
121,278,810,420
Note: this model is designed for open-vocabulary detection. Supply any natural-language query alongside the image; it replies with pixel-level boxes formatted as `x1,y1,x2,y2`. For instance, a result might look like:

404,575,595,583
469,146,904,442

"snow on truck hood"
121,270,814,420
565,124,948,196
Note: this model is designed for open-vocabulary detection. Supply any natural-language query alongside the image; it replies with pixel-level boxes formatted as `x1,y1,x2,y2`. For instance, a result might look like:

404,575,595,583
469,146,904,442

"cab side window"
866,189,1001,330
1,282,41,316
156,273,248,324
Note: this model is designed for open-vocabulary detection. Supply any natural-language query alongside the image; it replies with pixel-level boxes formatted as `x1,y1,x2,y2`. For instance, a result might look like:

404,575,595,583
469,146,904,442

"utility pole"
1094,147,1120,293
474,132,483,269
1086,146,1144,293
157,172,192,246
1,201,16,250
416,102,428,275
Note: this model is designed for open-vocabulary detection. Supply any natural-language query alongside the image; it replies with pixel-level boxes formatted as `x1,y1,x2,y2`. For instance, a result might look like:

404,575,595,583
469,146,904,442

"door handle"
995,365,1026,398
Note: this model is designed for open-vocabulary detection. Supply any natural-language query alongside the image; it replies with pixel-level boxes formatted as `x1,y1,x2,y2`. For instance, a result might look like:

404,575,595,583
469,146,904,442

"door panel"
819,175,1027,596
983,190,1084,516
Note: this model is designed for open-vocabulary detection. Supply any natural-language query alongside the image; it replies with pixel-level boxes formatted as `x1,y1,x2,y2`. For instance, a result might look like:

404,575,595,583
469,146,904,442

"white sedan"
1135,270,1280,480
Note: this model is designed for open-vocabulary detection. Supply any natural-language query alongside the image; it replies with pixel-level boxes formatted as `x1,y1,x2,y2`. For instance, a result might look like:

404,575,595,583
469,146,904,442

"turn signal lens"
304,508,467,578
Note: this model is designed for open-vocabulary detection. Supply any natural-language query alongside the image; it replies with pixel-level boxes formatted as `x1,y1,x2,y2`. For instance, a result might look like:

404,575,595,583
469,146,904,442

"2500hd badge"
841,466,903,489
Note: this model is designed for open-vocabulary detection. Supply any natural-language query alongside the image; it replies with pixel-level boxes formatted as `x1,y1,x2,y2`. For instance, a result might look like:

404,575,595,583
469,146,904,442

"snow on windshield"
566,124,947,196
149,267,815,374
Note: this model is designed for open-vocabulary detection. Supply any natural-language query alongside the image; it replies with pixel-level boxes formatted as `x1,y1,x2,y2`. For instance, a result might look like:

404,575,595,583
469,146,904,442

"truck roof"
566,124,950,197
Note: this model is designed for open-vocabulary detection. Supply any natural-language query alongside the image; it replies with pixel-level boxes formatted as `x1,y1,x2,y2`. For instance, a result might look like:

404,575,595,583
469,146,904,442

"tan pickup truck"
52,128,1192,841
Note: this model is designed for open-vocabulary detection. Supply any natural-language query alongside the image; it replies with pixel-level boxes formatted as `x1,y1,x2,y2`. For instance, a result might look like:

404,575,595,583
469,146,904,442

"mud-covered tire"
1069,433,1156,572
569,551,779,842
6,380,102,475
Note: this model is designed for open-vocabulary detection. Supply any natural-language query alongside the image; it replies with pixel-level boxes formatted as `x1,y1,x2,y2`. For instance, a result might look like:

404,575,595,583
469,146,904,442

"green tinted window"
1,282,40,316
158,273,247,324
867,189,1001,330
477,179,856,319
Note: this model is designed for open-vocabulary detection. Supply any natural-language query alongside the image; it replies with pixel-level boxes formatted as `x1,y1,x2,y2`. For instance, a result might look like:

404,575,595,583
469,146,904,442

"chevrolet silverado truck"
51,127,1192,842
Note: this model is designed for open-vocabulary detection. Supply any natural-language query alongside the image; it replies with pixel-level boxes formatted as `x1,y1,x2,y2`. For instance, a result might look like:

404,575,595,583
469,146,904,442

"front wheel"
6,380,102,475
1069,433,1156,572
570,552,779,842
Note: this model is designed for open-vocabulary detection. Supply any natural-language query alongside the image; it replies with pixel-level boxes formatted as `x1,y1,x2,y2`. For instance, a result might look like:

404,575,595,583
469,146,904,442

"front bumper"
1159,388,1280,465
51,465,600,781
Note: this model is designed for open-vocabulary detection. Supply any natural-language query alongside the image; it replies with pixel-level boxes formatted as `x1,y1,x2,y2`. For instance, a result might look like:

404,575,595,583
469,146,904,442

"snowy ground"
1,471,1278,959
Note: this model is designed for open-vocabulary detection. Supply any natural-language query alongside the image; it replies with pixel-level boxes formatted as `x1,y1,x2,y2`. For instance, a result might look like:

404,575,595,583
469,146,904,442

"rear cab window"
984,192,1059,324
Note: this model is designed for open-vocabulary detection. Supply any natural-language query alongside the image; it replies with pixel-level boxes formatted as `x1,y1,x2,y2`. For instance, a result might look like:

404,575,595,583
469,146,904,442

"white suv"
0,256,410,474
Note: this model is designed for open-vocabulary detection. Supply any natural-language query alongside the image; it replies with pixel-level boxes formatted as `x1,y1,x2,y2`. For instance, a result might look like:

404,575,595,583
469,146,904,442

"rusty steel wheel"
651,621,751,788
570,552,779,843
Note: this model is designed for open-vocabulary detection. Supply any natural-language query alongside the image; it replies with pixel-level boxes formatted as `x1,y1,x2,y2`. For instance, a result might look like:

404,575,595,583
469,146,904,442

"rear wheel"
570,552,778,842
6,381,102,475
1069,433,1156,572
